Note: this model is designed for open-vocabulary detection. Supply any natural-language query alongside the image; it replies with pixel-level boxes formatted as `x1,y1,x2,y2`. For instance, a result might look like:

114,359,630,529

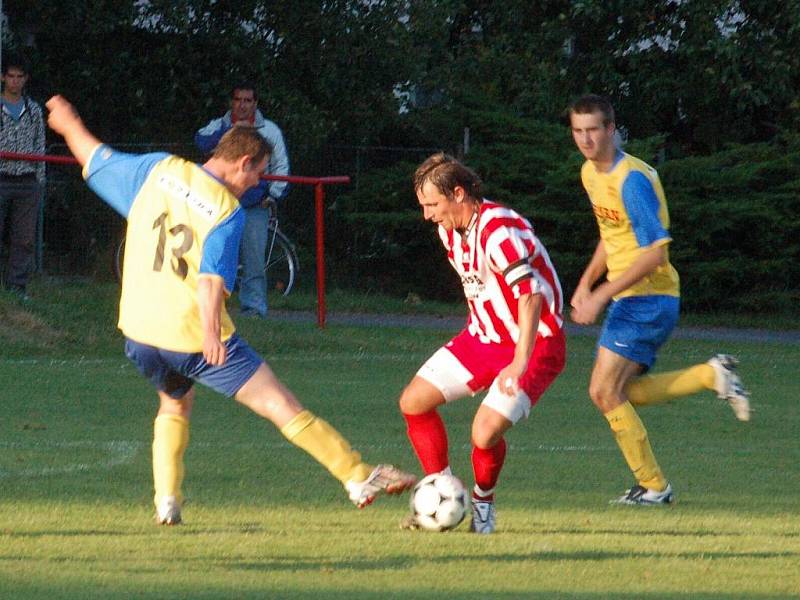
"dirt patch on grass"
0,300,65,350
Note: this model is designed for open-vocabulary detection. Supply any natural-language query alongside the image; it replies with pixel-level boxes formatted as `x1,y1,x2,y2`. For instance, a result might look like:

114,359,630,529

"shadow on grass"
207,549,799,574
1,528,142,539
0,579,791,600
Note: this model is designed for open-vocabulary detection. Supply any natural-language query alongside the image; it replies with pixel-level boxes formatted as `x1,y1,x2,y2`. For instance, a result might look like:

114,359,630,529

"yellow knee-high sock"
624,364,715,406
604,402,667,491
280,410,373,484
153,414,189,506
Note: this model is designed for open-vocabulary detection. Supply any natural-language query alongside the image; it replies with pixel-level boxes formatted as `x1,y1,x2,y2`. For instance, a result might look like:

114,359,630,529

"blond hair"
212,125,272,165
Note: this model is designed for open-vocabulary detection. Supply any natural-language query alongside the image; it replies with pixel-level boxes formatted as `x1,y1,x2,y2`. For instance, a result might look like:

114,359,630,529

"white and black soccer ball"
410,473,468,531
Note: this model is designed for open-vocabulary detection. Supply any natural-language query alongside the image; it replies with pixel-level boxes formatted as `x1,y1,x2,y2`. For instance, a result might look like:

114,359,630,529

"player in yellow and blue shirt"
568,94,751,506
85,149,243,353
46,95,415,525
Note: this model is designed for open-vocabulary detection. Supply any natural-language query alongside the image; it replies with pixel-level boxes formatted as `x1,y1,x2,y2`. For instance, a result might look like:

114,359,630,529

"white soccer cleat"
469,498,496,534
346,464,416,509
611,483,674,506
708,354,751,422
155,495,182,525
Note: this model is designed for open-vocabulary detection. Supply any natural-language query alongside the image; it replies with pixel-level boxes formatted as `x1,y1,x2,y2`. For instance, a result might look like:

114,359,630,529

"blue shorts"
598,295,680,370
124,334,263,399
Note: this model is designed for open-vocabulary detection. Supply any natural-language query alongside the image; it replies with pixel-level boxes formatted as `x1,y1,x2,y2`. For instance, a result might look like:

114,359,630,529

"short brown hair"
568,94,616,126
212,125,271,165
2,54,29,75
413,152,482,201
231,82,258,101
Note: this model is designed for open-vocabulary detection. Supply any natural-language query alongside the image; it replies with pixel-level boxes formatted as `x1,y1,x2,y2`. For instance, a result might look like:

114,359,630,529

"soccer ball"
410,473,468,531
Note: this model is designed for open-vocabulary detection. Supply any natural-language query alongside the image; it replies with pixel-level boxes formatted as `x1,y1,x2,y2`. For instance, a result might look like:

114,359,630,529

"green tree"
400,0,800,153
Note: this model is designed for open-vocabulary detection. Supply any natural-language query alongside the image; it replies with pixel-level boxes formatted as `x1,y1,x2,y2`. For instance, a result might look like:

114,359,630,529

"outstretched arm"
45,96,102,167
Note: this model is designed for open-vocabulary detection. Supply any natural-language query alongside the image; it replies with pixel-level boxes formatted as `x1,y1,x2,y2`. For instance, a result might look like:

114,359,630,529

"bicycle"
114,199,299,295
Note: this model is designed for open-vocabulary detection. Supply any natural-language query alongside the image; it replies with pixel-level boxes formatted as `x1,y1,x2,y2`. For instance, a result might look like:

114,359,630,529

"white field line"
0,435,754,481
0,439,607,453
0,440,140,479
0,439,608,481
185,441,612,453
0,357,128,366
0,353,423,367
3,347,794,369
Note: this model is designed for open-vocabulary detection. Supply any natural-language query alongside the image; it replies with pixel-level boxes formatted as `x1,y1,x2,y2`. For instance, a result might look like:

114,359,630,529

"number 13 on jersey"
152,211,194,280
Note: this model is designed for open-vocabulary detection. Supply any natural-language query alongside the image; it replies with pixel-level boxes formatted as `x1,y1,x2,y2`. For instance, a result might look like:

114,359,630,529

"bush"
329,110,800,314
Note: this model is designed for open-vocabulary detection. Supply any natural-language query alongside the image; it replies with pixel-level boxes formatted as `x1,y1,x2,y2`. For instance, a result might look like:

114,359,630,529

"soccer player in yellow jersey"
568,94,751,505
46,95,414,524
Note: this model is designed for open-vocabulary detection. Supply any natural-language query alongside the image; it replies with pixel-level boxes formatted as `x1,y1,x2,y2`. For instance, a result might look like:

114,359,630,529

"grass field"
1,283,799,599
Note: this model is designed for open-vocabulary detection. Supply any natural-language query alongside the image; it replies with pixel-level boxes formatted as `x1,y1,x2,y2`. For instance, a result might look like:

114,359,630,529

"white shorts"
416,329,565,424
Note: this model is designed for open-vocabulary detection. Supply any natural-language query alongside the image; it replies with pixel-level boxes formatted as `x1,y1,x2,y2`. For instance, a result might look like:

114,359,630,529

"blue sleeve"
84,146,169,218
200,207,245,292
238,179,269,208
621,171,670,247
195,118,230,154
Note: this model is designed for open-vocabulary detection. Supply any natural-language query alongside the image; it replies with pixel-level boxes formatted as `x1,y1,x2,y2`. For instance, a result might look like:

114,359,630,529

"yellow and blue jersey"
84,145,244,352
580,150,680,299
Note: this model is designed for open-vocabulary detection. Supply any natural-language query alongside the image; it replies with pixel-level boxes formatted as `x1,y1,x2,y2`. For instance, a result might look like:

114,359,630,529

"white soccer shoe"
469,498,496,534
611,483,674,506
708,354,751,422
346,464,416,509
155,495,182,525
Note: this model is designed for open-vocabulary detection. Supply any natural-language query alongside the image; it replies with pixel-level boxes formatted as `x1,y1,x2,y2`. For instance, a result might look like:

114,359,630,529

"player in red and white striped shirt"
400,153,566,534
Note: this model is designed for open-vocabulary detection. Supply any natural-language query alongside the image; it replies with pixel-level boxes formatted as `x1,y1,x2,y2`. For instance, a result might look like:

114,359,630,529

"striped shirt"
439,200,563,345
0,96,46,182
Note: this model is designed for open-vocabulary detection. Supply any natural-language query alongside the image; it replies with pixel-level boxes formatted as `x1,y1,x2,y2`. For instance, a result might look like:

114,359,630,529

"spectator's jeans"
238,205,269,316
0,176,41,289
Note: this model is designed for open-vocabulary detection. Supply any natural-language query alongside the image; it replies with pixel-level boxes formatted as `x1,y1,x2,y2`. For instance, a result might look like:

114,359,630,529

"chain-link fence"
36,142,441,291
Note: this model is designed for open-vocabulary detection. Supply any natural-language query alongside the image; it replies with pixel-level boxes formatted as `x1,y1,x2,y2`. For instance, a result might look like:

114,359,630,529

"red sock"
403,411,449,474
471,437,507,499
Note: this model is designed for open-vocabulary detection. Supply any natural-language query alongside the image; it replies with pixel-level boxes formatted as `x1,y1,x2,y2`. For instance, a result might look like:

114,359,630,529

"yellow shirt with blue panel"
580,150,680,299
83,145,244,352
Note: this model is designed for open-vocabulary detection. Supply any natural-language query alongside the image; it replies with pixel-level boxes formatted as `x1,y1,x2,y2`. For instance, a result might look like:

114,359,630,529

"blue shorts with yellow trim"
598,295,679,370
124,333,262,399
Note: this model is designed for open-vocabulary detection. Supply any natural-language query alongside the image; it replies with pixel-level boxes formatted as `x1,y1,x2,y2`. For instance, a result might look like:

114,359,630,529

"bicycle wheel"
265,225,299,296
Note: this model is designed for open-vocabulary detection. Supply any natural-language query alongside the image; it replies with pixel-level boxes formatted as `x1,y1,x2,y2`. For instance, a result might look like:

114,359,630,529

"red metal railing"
0,150,348,327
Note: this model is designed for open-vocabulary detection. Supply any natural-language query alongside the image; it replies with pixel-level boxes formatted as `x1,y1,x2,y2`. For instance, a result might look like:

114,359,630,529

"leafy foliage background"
4,1,799,313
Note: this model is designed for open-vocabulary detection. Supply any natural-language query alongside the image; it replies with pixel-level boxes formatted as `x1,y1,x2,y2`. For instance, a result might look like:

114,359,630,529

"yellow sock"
153,414,189,506
280,410,373,484
624,364,715,406
605,402,667,491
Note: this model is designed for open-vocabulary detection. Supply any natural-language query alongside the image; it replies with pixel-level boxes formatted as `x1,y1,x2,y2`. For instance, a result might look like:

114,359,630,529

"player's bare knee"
158,388,194,418
589,384,622,414
471,411,506,448
399,383,429,415
398,386,414,414
588,380,608,405
471,427,502,449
